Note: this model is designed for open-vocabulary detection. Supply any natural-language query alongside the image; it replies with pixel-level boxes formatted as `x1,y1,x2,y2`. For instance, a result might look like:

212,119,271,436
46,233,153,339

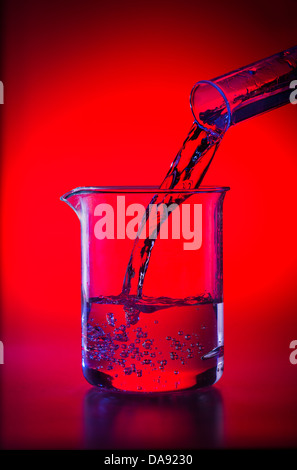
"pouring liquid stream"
122,122,223,298
122,44,297,298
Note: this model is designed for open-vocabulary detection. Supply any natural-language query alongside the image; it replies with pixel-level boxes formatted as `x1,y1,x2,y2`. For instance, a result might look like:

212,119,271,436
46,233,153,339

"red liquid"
82,295,223,392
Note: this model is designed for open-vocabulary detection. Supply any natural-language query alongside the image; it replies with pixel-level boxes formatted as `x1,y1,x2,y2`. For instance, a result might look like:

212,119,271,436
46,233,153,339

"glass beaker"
61,186,229,393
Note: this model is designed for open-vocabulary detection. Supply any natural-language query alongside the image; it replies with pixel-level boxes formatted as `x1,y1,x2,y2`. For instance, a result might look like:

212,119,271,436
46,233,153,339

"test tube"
190,45,297,135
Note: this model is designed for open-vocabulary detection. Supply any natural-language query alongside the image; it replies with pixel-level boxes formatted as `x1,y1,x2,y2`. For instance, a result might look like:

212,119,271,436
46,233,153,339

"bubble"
114,333,128,342
159,359,167,370
136,328,148,339
170,352,179,360
124,306,140,326
142,339,153,350
87,323,105,339
142,359,152,365
106,312,115,327
114,327,128,342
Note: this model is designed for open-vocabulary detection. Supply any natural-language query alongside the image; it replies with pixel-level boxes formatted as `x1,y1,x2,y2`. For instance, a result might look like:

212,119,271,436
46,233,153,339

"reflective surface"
1,326,297,449
84,387,223,449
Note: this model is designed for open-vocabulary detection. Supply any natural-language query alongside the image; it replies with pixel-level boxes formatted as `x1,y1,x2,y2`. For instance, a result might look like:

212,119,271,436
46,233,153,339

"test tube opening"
190,80,231,136
190,45,297,135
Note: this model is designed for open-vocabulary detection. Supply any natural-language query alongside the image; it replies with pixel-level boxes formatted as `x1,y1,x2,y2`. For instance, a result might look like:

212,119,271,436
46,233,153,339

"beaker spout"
60,187,85,217
190,45,297,135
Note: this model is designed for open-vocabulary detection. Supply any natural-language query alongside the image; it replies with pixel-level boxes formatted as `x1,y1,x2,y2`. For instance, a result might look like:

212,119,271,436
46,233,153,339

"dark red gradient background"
1,0,297,449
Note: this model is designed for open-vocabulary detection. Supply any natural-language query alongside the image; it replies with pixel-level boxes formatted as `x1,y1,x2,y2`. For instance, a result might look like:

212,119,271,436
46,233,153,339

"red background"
1,0,297,449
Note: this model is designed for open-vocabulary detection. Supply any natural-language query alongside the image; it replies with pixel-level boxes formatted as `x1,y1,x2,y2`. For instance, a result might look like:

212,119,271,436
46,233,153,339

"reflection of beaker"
61,187,229,392
190,45,297,135
83,387,224,449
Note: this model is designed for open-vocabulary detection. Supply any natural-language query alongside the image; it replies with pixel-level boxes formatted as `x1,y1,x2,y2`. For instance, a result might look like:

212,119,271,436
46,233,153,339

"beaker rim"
61,185,230,201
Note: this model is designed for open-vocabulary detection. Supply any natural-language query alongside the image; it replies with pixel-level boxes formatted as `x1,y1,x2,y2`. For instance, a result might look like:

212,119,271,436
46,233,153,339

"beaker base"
82,359,223,394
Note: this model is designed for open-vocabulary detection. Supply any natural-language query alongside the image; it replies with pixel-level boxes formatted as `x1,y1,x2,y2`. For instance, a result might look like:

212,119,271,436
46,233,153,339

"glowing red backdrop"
1,0,297,449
